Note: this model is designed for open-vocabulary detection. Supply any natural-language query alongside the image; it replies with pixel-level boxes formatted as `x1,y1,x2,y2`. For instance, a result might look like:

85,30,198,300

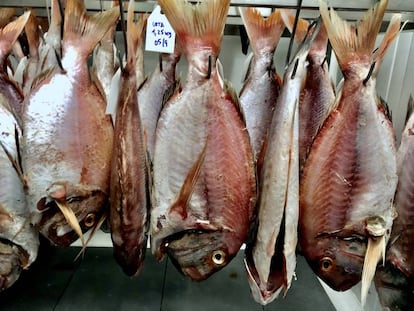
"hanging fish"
22,0,120,247
281,11,336,171
109,0,149,277
137,46,181,161
244,20,320,305
0,11,38,292
375,95,414,311
238,7,285,163
300,0,400,305
151,0,256,281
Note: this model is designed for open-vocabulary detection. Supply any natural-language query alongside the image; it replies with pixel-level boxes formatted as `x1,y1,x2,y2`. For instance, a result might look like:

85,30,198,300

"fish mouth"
36,195,107,247
163,229,230,281
0,238,30,291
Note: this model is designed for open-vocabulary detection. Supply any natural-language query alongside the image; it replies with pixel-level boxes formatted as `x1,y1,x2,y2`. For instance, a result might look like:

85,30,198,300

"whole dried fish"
151,0,256,281
244,20,320,305
238,7,284,163
375,96,414,311
22,0,119,247
300,0,400,305
109,0,149,277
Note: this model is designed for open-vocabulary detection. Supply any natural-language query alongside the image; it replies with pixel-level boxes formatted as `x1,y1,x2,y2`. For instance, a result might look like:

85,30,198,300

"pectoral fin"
169,140,208,220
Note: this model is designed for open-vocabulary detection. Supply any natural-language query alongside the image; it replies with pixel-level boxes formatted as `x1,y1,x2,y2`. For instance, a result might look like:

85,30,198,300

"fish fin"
25,10,40,58
0,139,26,190
157,0,230,56
378,96,392,122
54,201,85,248
280,9,309,43
372,14,401,77
30,66,58,92
0,8,16,29
239,7,285,55
0,204,13,223
63,0,120,57
126,1,148,67
162,79,180,108
319,0,388,77
405,95,414,125
90,67,107,102
0,11,30,57
45,0,63,49
169,140,208,220
361,236,386,307
223,79,247,125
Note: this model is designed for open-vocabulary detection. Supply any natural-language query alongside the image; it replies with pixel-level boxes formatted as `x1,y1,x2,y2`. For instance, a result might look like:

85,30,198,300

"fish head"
36,182,108,247
0,241,29,291
306,236,366,291
165,229,240,281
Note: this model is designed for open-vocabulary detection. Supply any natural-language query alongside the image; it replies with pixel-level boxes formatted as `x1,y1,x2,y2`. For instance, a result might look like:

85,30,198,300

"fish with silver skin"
238,7,285,163
244,20,320,305
151,0,256,281
375,96,414,311
109,0,149,277
22,0,119,247
137,47,181,161
281,11,336,171
0,11,38,291
300,0,400,305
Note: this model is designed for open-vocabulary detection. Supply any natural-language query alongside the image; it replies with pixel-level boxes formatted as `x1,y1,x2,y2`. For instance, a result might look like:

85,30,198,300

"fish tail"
0,11,30,58
25,10,40,58
157,0,230,55
0,8,16,28
361,236,386,307
126,1,147,67
372,14,401,77
280,9,309,43
63,0,120,56
240,8,285,55
319,0,388,76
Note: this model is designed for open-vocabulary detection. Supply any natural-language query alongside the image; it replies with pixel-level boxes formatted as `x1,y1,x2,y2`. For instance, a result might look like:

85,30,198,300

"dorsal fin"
404,95,414,125
168,140,208,220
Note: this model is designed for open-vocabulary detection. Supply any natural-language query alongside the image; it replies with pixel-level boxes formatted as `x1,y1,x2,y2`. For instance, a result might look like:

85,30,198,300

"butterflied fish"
375,95,414,311
238,7,284,163
151,0,256,281
137,46,181,161
22,0,119,247
109,0,149,277
281,10,336,171
300,0,400,305
244,20,320,305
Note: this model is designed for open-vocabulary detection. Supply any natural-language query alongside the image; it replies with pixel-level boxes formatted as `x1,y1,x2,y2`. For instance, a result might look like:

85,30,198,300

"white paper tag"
145,6,176,53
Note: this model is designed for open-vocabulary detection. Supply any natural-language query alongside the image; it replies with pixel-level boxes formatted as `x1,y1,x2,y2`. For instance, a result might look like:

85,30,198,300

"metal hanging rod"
0,0,413,24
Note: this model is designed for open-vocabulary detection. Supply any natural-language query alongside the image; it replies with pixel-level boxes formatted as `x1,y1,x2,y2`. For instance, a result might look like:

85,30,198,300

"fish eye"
320,257,333,272
84,213,96,228
212,250,226,266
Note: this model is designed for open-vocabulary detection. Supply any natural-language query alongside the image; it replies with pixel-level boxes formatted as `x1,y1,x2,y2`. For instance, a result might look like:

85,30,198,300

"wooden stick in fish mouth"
54,201,85,248
361,234,386,306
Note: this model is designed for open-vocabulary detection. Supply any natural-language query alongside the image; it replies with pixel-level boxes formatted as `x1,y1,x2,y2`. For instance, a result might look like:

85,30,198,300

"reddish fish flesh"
281,11,336,171
375,95,414,311
300,0,399,305
238,7,284,163
137,47,181,161
151,0,256,281
110,0,149,277
22,0,119,247
244,20,320,305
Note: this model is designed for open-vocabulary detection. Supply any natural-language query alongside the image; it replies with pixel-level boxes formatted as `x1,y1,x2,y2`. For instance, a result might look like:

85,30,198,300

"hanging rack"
0,0,414,26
